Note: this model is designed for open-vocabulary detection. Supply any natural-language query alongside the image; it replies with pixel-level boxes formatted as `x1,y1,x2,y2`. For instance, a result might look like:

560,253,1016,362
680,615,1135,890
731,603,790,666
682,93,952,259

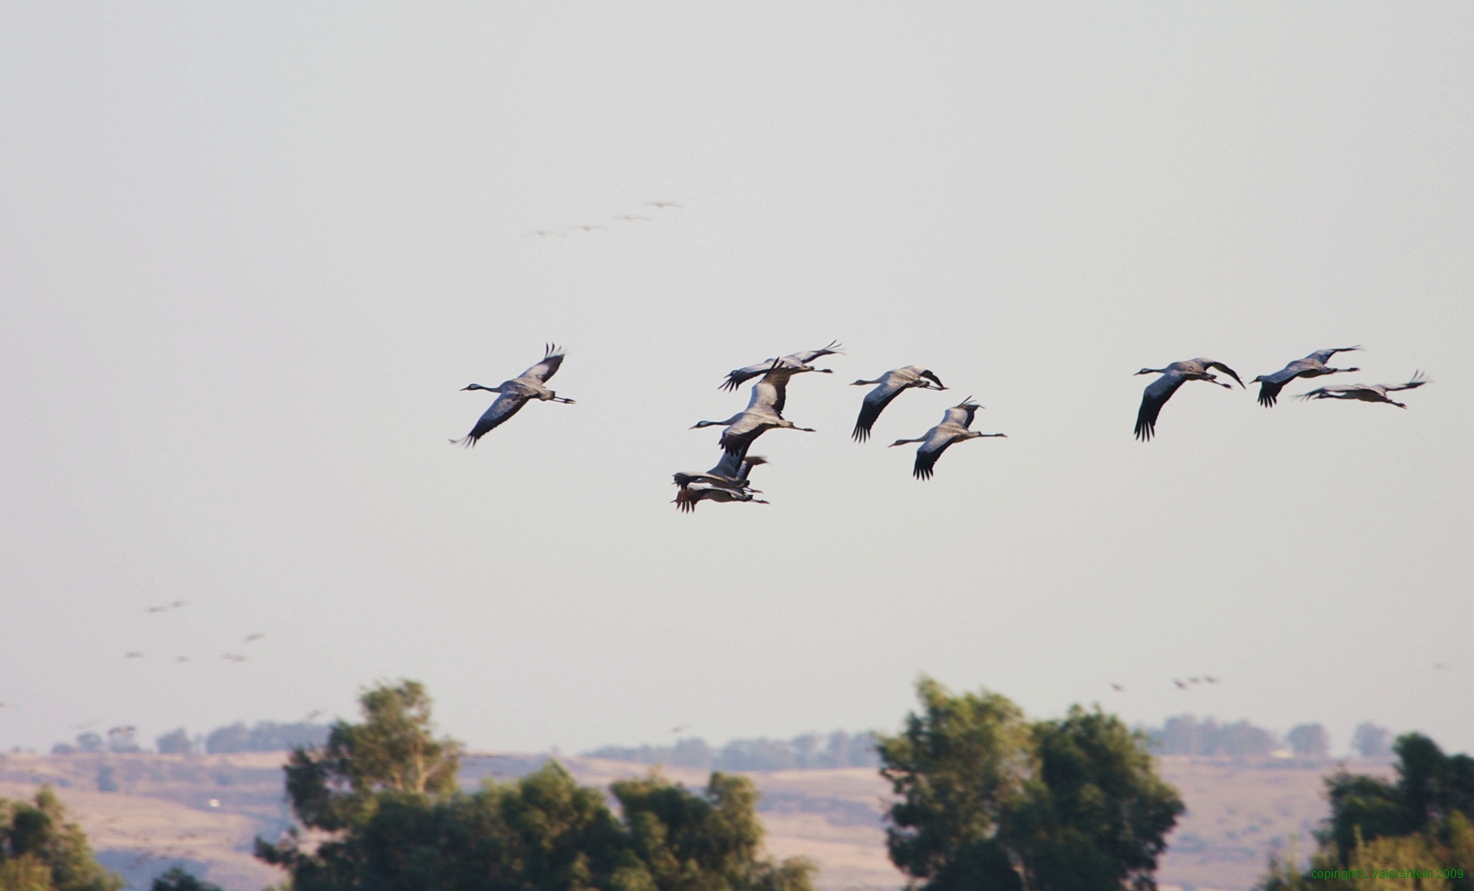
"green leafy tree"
877,678,1182,891
1005,707,1184,891
878,678,1030,891
614,771,812,891
0,787,123,891
274,679,463,836
1259,733,1474,891
258,679,812,891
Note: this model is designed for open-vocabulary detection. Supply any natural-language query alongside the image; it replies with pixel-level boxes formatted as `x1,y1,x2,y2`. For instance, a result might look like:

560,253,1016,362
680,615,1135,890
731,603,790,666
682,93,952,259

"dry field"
0,751,1394,891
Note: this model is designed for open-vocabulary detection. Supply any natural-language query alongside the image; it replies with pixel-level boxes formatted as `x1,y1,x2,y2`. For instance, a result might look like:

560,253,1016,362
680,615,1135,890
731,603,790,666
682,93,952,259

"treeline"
1143,715,1396,760
50,721,330,756
583,730,880,771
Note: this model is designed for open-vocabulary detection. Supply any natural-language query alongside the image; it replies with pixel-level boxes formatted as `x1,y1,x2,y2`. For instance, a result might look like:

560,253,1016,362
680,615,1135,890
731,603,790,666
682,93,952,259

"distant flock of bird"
451,343,1430,512
524,201,681,238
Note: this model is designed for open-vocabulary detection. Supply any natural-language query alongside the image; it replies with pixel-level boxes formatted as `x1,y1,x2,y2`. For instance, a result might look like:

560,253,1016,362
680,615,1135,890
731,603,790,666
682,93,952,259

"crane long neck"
693,413,743,428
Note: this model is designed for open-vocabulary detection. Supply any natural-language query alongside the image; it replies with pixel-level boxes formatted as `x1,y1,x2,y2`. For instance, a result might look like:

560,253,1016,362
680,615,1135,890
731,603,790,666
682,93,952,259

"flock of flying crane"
452,342,1430,512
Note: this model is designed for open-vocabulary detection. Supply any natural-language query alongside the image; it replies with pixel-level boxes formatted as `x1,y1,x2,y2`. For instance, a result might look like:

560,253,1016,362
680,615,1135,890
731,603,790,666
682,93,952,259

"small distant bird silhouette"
169,600,186,608
146,605,168,613
1173,679,1188,690
572,224,607,232
644,201,681,209
889,398,1005,479
1251,346,1361,407
125,652,143,659
671,724,690,734
1434,662,1447,671
1189,677,1202,684
244,633,264,643
307,710,324,721
1205,676,1219,684
1133,358,1244,441
523,229,564,237
221,654,247,663
1297,371,1430,408
611,214,651,222
453,345,575,447
1110,684,1124,692
850,365,947,442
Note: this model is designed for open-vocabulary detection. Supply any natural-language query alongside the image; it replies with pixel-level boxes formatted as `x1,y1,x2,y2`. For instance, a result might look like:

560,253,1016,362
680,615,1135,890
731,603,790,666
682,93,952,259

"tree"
155,729,192,756
0,786,123,891
614,771,812,891
1259,733,1474,891
1350,722,1393,760
257,679,812,891
1007,707,1184,891
877,678,1183,891
878,678,1030,891
1286,724,1331,761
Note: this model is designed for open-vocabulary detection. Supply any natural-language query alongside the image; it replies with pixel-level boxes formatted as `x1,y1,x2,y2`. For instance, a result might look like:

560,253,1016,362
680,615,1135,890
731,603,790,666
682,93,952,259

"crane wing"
522,344,566,383
1387,371,1430,392
852,380,908,442
749,372,789,416
784,340,843,364
720,361,775,392
942,402,979,429
1134,373,1185,441
1306,345,1361,364
912,430,952,480
452,391,527,446
1201,360,1245,389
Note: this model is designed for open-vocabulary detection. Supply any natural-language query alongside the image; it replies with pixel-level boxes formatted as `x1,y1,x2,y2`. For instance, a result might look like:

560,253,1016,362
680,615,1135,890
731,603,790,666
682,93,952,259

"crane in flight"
452,345,574,447
850,365,947,442
1296,371,1430,408
1133,358,1244,441
693,367,816,459
673,449,763,494
889,398,1005,479
674,456,769,512
719,341,842,391
1251,346,1360,407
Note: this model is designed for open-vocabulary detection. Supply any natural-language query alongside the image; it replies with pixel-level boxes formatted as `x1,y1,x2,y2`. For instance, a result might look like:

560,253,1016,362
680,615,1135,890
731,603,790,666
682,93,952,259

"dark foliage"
0,786,124,891
1260,732,1474,890
877,678,1182,891
150,866,223,891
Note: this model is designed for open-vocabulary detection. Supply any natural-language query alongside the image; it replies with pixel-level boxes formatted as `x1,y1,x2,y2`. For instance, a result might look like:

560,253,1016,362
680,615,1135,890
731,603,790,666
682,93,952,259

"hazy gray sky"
2,3,1471,757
